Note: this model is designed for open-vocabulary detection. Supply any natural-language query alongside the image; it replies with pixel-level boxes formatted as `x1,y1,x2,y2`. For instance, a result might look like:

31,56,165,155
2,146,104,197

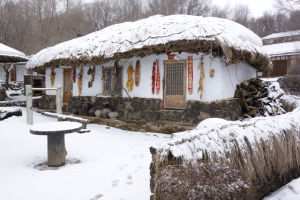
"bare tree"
286,10,300,30
147,0,211,16
0,63,13,89
210,5,231,18
231,5,251,27
276,0,300,12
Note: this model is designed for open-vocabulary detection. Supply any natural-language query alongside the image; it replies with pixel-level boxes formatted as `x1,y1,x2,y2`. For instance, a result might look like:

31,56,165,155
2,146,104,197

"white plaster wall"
0,67,5,82
44,52,256,102
16,65,28,82
72,65,103,96
0,64,29,82
188,55,257,102
45,67,63,95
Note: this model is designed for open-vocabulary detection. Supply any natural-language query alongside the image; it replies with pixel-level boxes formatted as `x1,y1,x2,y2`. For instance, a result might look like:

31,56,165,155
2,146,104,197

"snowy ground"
265,179,300,200
2,95,300,199
0,108,170,200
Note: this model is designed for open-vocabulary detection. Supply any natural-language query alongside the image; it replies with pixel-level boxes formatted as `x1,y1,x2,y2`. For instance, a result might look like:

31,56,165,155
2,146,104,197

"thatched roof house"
27,15,271,72
0,43,28,83
0,43,27,63
27,15,271,126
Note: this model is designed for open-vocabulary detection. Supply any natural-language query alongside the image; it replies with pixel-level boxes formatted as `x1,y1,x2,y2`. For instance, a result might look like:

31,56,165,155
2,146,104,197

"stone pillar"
47,134,66,167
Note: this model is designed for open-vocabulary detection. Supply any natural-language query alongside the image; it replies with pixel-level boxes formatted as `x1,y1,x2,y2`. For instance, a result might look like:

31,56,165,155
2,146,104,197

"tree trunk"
47,134,66,167
5,68,9,89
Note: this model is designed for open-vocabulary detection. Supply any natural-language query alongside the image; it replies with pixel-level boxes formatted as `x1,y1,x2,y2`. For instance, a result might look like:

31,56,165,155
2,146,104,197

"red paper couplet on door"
168,54,176,60
188,56,193,94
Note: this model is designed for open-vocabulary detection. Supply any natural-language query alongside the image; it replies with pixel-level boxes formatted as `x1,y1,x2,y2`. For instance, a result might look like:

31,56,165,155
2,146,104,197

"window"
102,66,123,96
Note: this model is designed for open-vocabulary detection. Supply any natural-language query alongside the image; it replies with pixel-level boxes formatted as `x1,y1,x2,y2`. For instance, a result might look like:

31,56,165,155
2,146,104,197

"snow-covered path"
0,108,170,200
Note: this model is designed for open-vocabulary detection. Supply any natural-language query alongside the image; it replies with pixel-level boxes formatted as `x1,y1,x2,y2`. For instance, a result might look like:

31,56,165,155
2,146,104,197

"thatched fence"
150,98,300,200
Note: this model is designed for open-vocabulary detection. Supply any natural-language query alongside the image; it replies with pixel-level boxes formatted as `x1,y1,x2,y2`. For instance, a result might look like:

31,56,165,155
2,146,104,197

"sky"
212,0,275,17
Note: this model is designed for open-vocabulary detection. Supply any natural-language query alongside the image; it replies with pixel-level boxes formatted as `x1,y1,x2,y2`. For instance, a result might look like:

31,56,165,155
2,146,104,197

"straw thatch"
27,15,271,72
0,55,27,63
150,99,300,199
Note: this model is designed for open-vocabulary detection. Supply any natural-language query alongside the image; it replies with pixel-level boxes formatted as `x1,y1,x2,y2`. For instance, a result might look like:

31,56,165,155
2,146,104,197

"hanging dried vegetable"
209,69,215,78
152,61,156,94
198,56,205,99
188,56,193,95
87,66,95,88
77,67,83,95
209,55,215,78
126,65,134,91
135,60,141,86
72,67,76,83
112,60,119,80
50,68,56,86
156,60,160,94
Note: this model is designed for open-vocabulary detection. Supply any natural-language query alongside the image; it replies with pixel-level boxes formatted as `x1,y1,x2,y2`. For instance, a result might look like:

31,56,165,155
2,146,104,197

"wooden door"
10,66,16,82
63,68,73,103
164,60,186,109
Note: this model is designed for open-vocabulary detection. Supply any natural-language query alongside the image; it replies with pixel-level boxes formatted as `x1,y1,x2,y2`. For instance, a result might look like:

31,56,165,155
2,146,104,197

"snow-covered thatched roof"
263,41,300,57
27,15,271,72
262,30,300,40
0,43,28,63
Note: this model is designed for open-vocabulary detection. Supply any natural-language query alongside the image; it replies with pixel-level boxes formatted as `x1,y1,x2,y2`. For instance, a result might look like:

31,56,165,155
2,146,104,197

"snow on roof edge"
262,41,300,57
262,30,300,40
0,43,27,62
26,15,270,71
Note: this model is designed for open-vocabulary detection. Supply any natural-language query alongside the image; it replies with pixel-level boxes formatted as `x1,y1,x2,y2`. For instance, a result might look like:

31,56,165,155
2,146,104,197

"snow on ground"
0,108,170,200
264,178,300,200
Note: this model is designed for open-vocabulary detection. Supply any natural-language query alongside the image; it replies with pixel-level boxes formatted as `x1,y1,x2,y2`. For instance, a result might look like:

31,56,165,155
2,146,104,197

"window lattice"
165,62,184,95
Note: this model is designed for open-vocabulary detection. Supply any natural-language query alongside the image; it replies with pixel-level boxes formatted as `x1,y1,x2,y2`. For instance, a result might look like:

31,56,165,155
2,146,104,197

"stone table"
30,121,82,167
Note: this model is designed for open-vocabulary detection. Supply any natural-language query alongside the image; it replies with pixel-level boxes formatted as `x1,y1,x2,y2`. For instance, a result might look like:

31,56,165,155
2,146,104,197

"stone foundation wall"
33,96,242,125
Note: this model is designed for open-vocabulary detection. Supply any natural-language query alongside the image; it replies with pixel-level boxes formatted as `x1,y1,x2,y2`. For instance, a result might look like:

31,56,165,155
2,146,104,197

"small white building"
0,43,28,83
27,15,271,124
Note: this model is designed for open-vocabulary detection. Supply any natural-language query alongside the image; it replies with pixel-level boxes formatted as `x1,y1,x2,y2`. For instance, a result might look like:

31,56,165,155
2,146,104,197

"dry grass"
154,163,248,200
34,40,271,73
151,127,300,199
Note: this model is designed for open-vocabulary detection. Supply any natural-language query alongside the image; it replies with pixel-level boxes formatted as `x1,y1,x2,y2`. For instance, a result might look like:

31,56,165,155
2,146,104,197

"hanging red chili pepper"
73,67,76,83
188,56,193,94
152,61,156,94
156,59,160,94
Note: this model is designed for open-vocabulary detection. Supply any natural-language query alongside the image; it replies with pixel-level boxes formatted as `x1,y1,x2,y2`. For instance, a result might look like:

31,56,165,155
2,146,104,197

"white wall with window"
44,52,256,103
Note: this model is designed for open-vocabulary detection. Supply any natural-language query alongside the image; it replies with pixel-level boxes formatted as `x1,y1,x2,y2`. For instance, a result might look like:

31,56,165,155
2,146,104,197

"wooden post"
47,134,66,166
26,85,33,125
56,85,62,114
